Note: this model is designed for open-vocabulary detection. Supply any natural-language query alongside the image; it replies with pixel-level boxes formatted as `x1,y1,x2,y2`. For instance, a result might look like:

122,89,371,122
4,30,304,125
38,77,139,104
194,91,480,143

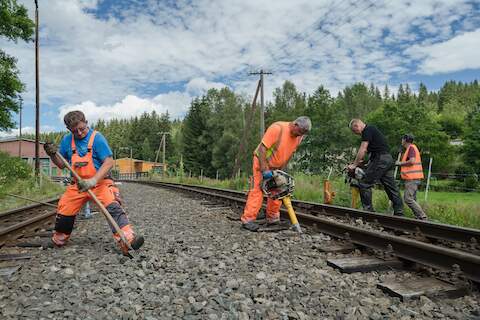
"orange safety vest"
400,143,424,180
71,131,97,180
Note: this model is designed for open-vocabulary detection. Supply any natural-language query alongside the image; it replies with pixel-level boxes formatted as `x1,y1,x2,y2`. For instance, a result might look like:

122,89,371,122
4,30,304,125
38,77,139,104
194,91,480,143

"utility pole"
34,0,40,182
18,97,23,157
249,69,272,137
155,132,171,175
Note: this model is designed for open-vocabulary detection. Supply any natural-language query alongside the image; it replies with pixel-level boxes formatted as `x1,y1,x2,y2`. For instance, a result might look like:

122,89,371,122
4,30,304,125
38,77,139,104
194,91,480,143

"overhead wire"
276,0,385,70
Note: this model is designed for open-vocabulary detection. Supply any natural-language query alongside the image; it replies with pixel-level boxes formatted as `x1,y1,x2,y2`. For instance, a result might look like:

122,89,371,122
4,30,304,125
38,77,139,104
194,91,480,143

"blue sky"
1,0,479,136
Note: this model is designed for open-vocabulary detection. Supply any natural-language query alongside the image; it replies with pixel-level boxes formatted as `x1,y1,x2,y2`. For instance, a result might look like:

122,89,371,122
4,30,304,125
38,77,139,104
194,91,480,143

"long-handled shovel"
56,152,133,252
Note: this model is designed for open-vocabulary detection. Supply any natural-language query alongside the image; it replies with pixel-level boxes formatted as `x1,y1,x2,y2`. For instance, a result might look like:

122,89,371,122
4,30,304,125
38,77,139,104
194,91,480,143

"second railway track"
0,199,58,248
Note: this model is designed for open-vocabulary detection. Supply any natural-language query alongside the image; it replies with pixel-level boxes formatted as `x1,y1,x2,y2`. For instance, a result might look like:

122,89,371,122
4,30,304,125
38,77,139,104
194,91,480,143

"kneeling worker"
241,116,311,231
44,110,144,254
396,134,427,220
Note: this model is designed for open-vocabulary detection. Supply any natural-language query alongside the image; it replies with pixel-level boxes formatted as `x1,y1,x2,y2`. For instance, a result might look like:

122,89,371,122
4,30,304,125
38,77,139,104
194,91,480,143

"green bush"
0,151,32,190
464,175,479,190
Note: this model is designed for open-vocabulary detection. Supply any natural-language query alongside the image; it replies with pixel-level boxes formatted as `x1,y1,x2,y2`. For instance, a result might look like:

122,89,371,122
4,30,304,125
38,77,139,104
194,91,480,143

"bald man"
348,119,404,216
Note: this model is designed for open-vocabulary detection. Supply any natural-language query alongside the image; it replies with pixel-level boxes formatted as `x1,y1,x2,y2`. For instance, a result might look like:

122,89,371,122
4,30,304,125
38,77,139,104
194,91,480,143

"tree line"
180,80,480,179
18,80,480,182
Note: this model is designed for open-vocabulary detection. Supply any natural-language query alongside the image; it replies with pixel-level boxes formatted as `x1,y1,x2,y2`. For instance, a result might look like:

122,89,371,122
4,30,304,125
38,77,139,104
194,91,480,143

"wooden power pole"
34,0,40,181
249,69,272,137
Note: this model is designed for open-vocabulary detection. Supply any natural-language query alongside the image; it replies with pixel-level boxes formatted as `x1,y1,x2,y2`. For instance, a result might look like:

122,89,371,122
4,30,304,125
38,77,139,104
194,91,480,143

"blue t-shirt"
59,129,113,170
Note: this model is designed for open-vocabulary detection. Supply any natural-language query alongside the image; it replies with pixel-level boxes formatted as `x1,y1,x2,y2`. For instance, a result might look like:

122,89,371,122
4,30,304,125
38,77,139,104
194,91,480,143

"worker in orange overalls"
43,110,144,255
241,116,311,231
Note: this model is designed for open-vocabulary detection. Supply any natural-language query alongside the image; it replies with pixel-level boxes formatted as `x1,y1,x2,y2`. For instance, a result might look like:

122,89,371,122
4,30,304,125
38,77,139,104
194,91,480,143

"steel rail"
124,180,480,283
135,180,480,245
0,199,58,247
0,211,56,247
0,198,59,219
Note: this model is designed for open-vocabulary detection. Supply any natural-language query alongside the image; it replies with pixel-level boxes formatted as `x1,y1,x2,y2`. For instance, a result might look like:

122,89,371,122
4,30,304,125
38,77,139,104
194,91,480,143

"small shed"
114,157,165,174
0,137,69,176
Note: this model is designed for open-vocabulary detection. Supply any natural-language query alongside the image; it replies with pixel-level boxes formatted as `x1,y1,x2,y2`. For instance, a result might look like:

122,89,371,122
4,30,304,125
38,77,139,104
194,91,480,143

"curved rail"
0,199,58,247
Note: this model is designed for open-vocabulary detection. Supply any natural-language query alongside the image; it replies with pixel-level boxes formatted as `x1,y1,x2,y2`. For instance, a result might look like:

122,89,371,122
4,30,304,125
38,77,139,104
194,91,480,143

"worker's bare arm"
353,141,369,167
257,144,269,172
93,156,113,181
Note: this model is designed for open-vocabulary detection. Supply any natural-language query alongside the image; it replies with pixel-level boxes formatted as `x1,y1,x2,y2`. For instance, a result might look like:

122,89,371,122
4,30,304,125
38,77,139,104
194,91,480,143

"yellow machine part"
282,196,302,233
351,186,360,209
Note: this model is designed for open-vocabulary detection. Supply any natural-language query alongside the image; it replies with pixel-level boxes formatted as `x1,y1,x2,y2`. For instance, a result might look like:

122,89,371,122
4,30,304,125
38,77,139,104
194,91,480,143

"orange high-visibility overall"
52,131,135,250
241,122,303,223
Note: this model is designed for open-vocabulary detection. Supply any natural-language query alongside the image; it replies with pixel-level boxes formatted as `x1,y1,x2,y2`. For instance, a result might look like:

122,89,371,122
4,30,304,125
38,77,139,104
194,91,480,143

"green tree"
140,137,152,161
463,107,480,172
182,97,213,176
266,81,306,124
299,86,352,172
205,88,245,178
367,99,453,172
336,82,383,120
0,0,34,131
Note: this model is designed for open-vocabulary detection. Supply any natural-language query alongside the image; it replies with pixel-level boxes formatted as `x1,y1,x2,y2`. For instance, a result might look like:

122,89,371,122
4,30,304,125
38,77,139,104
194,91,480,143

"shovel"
55,152,133,252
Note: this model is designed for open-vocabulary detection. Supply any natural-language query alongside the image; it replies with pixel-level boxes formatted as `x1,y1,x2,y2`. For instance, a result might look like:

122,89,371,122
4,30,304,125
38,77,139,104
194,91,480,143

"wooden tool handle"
55,152,132,250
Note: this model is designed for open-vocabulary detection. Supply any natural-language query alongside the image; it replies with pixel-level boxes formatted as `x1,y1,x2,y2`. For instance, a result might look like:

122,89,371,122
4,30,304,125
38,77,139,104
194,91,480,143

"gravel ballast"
1,182,479,319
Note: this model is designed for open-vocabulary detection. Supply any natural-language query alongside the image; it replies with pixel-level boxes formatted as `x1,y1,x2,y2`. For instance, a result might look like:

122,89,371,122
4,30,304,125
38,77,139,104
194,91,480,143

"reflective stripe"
400,144,424,180
254,123,283,161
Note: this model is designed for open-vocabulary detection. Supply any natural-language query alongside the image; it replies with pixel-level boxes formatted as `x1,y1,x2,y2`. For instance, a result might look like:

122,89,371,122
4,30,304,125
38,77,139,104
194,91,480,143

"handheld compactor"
261,170,302,233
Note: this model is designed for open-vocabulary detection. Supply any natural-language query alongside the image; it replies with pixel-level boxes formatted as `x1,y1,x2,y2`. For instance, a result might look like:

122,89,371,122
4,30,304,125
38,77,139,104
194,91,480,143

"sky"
1,0,479,136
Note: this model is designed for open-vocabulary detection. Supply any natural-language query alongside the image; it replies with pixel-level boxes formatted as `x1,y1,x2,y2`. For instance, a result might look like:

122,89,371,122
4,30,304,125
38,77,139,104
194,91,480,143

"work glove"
44,143,58,157
262,170,273,180
77,177,98,192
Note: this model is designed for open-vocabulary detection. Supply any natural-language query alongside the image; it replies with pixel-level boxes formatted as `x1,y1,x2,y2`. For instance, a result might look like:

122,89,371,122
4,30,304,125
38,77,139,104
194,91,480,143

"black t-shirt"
361,125,389,154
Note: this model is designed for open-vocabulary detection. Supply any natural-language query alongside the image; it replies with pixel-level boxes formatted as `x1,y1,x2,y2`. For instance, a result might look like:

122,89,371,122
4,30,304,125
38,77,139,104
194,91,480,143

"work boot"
242,221,259,232
267,217,280,226
40,238,56,249
130,235,144,250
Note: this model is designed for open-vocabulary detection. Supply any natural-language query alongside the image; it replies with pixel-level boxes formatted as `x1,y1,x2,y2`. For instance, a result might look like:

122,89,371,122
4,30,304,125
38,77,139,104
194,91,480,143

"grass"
0,175,65,212
149,172,480,229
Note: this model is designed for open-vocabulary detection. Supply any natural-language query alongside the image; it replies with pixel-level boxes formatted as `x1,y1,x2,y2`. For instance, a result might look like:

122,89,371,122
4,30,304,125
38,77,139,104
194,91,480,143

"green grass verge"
0,176,64,212
150,173,480,229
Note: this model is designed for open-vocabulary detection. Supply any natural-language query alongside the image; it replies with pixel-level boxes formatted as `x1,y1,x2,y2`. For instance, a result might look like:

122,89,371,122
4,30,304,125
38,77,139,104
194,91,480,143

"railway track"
122,179,480,285
0,199,58,248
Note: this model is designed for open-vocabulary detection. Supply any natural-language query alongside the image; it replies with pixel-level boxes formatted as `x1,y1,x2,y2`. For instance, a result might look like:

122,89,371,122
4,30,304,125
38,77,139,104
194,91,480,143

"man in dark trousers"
347,119,404,216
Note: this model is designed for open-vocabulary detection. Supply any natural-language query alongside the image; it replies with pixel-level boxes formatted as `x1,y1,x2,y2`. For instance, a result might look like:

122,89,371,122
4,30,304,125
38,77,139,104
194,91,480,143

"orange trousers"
241,157,281,223
52,179,135,249
57,179,116,216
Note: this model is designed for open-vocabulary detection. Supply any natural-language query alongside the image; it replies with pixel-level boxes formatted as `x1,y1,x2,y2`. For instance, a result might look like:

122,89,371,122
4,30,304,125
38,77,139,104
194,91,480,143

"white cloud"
1,0,477,125
58,91,192,124
406,29,480,74
0,125,57,138
186,78,227,95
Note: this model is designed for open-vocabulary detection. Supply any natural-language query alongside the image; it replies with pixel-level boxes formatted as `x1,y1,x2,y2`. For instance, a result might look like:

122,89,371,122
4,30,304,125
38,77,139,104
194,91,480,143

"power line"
278,0,383,64
277,0,353,53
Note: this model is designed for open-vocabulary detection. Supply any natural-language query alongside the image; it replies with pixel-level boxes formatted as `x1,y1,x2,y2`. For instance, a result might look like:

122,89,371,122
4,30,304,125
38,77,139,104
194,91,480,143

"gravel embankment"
1,182,479,319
